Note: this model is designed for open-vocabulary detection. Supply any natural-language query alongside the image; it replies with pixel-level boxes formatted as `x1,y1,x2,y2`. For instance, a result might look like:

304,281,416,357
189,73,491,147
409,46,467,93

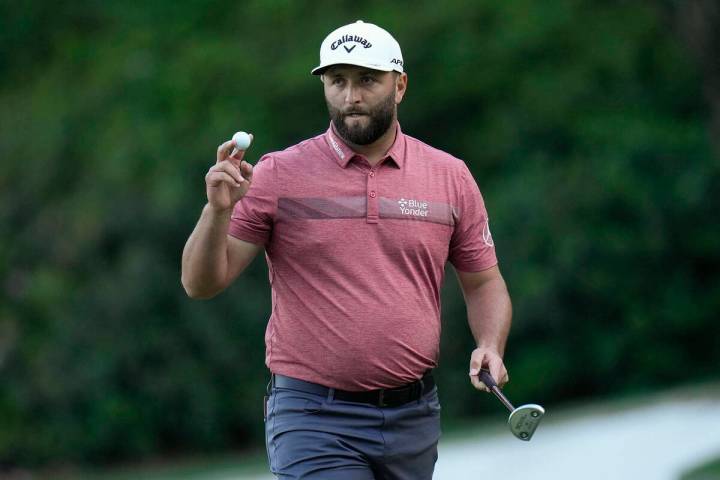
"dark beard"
327,92,396,146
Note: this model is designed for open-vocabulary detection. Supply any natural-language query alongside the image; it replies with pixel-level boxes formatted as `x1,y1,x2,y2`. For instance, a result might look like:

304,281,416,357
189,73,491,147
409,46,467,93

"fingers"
239,160,253,183
229,133,254,161
206,170,243,188
217,140,236,163
470,372,489,392
488,357,509,389
469,351,490,392
206,161,246,187
218,133,254,165
468,348,509,392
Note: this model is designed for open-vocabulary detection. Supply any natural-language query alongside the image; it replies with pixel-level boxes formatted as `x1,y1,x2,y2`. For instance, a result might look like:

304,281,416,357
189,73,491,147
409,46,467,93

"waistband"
271,371,435,408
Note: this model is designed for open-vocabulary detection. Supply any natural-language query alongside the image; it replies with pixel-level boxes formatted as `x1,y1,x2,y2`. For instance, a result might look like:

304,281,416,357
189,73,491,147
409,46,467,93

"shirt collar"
325,121,406,169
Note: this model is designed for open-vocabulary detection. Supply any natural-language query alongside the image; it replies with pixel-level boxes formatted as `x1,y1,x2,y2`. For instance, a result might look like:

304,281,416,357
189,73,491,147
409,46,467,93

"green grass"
37,450,270,480
681,455,720,480
25,380,720,480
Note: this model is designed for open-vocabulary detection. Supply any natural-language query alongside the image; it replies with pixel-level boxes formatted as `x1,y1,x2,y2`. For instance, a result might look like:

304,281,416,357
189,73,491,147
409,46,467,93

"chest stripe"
277,197,455,226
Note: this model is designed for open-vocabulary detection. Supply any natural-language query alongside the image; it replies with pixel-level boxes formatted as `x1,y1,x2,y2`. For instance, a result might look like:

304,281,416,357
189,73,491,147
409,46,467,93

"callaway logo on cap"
311,20,404,75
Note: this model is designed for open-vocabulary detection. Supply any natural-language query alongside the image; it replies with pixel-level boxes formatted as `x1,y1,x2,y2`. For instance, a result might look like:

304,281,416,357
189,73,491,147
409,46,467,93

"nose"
344,83,362,105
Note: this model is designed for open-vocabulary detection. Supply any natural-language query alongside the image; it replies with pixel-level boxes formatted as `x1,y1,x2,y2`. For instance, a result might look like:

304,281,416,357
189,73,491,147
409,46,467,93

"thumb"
230,133,254,161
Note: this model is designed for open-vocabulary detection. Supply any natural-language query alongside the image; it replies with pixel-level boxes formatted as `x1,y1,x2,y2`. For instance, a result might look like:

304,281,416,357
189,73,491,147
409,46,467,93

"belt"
272,371,435,408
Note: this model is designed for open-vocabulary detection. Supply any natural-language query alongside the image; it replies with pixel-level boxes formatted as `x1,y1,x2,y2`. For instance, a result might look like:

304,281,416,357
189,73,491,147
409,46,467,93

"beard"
327,92,396,146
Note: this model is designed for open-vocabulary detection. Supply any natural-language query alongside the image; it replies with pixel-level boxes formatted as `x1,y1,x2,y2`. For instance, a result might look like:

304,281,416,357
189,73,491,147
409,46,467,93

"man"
182,20,512,480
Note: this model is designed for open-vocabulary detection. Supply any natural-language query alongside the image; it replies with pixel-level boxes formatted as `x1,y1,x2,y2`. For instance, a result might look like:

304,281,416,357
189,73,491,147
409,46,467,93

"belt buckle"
378,390,386,408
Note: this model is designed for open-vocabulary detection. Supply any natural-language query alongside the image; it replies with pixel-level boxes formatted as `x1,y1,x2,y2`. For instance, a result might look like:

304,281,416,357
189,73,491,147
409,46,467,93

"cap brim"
311,61,397,75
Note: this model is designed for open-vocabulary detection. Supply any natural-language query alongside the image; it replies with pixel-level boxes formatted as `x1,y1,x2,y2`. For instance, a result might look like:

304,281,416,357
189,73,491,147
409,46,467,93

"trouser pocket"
266,389,328,475
265,393,277,473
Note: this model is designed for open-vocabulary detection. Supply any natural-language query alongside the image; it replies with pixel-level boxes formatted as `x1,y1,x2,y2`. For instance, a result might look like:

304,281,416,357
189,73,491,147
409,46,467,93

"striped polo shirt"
229,122,497,391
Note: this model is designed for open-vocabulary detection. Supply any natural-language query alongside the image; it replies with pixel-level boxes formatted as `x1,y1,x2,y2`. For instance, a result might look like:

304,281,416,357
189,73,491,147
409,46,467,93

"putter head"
508,404,545,441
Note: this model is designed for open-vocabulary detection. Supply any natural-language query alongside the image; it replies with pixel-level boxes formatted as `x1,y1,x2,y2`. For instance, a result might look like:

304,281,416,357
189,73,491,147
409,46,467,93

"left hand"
468,347,508,392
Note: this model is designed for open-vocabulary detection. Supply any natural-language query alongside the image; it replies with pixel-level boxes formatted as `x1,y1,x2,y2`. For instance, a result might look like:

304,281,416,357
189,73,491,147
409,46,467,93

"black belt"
272,371,435,408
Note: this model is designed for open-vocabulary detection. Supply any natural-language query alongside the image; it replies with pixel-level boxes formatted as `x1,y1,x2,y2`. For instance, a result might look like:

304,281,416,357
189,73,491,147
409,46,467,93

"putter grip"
479,369,498,389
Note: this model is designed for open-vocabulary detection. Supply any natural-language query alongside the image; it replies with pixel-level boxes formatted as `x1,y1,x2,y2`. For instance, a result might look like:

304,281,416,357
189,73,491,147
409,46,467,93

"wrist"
474,344,503,356
204,203,233,219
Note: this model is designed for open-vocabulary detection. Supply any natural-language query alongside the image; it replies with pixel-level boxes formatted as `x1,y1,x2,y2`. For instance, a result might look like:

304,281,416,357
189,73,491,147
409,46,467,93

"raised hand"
205,134,254,213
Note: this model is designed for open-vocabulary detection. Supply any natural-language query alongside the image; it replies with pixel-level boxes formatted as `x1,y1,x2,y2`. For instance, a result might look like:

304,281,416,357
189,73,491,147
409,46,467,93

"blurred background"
1,0,719,479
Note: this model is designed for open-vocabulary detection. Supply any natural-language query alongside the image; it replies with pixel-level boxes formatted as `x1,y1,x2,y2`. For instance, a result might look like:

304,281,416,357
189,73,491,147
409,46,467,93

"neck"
343,121,398,167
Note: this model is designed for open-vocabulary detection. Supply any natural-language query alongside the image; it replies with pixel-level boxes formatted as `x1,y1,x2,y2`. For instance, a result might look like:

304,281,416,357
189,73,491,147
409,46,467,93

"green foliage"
1,0,718,467
681,455,720,480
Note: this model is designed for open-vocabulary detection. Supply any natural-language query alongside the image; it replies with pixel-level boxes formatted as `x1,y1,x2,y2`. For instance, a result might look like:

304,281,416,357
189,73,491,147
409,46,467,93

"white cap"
311,20,404,75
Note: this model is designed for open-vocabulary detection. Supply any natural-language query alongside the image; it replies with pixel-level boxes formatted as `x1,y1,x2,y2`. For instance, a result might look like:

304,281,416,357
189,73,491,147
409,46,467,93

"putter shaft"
479,369,515,412
489,386,515,412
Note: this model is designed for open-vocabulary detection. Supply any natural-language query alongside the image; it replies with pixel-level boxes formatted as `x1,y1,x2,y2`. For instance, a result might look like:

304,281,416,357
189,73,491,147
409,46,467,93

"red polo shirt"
229,122,497,391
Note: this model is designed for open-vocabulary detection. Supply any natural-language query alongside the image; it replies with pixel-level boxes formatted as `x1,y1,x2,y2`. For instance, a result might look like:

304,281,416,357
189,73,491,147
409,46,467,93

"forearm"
181,204,233,298
464,275,512,356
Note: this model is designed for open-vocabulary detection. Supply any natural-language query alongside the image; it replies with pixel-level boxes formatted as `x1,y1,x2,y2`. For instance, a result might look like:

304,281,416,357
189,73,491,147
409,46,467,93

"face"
322,65,407,145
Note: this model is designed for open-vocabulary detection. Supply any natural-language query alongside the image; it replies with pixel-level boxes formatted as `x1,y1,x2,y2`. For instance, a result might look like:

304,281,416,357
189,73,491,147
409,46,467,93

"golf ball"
233,131,252,150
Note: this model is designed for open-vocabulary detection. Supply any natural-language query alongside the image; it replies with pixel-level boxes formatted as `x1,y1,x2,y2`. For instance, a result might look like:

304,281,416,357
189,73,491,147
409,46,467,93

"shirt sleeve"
228,154,277,246
448,163,498,272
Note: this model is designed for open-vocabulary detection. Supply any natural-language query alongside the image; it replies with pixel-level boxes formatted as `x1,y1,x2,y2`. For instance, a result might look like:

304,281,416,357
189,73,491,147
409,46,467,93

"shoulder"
257,132,328,167
403,133,470,175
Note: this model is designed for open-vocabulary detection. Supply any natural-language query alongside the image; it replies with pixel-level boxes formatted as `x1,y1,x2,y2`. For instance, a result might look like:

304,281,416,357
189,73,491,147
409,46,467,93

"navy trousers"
265,379,442,479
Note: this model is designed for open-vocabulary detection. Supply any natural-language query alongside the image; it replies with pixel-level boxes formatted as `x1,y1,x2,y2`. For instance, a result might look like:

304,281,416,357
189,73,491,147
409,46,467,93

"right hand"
205,135,254,213
469,347,508,393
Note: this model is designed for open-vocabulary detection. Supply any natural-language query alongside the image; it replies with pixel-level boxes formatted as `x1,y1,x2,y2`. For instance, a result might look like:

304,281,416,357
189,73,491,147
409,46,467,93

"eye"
361,75,376,85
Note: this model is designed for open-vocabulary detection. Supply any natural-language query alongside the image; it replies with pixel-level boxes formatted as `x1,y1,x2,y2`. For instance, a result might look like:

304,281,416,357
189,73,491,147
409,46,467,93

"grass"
442,378,720,442
680,455,720,480
20,380,720,480
34,450,270,480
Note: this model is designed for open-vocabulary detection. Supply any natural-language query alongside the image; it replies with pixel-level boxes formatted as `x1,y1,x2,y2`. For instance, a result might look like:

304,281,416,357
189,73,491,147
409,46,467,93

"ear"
395,72,408,104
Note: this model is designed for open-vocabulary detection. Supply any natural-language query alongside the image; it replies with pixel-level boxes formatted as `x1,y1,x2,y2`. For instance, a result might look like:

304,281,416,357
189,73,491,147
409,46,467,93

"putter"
478,369,545,441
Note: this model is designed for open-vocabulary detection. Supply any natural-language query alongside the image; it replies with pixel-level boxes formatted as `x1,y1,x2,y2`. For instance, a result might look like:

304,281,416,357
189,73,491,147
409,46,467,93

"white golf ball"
233,131,252,150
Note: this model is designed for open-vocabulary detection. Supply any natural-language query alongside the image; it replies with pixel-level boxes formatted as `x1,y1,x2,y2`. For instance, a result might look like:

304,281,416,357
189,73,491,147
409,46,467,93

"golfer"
182,20,512,480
